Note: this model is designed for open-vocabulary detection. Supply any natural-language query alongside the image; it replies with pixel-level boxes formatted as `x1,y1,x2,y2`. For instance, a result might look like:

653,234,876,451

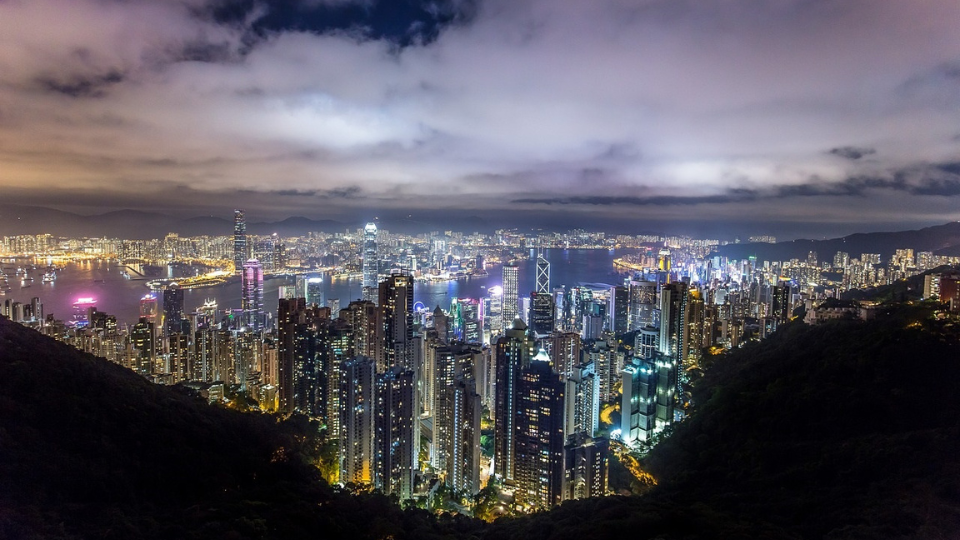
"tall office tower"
621,358,658,444
501,264,519,331
450,297,482,343
340,300,379,361
628,280,657,330
242,260,264,332
494,318,533,481
530,292,556,335
634,326,659,360
659,281,689,393
305,276,324,307
277,297,307,415
379,273,414,371
685,288,705,366
772,283,791,323
214,328,235,383
162,284,185,336
139,293,158,324
609,285,629,334
340,356,375,486
362,222,378,304
131,317,155,376
515,357,566,510
535,251,550,294
562,434,609,501
657,248,671,278
374,366,418,500
433,343,481,472
233,209,246,275
564,361,599,440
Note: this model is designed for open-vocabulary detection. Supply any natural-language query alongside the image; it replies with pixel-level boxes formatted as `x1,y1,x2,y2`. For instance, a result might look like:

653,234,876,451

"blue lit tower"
233,209,246,275
362,222,378,304
242,259,264,332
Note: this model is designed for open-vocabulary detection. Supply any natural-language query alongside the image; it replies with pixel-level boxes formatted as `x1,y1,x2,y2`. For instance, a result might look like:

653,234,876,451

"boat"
42,271,56,283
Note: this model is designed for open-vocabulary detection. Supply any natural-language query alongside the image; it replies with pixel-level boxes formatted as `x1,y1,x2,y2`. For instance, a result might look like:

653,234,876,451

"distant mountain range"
0,205,347,238
713,221,960,261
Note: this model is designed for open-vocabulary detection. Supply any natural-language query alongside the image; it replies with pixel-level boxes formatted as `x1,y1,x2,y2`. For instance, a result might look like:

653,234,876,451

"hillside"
0,317,479,540
3,303,960,539
714,221,960,262
486,304,960,539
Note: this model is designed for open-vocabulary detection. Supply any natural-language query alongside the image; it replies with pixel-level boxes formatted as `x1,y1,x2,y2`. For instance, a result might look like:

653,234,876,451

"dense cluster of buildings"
3,214,958,511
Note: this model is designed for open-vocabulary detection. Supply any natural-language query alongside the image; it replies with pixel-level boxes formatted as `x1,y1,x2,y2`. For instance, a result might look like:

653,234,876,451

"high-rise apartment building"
514,357,565,509
379,273,414,371
494,318,533,482
374,366,418,500
340,356,375,486
162,284,184,336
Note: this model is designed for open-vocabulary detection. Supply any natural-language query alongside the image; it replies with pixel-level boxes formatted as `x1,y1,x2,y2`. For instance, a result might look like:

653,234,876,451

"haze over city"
1,0,959,237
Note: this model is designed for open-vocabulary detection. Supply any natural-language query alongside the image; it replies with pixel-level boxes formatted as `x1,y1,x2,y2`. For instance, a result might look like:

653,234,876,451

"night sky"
1,0,959,237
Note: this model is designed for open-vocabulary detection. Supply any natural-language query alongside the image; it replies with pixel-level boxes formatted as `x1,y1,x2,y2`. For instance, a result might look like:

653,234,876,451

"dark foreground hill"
2,304,960,539
0,317,481,540
485,304,960,539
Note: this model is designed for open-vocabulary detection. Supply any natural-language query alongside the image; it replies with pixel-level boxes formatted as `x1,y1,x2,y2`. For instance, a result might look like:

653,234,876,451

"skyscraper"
609,285,629,334
277,297,306,414
530,292,556,335
242,260,264,332
374,366,418,500
501,263,519,331
494,318,533,482
362,222,378,304
535,251,550,294
340,356,375,486
621,358,658,444
162,284,184,336
514,355,565,509
379,273,414,371
233,209,246,275
562,434,608,501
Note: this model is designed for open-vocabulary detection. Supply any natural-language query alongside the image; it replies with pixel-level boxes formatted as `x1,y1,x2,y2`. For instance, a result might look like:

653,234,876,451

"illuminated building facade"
501,264,519,331
362,222,378,304
233,209,246,275
241,260,264,332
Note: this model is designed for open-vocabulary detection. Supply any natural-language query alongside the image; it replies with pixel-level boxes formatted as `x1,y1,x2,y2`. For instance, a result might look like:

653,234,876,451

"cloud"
828,146,876,160
0,0,959,233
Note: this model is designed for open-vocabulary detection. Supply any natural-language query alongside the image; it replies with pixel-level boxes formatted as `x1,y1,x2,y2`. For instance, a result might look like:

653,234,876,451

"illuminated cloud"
0,0,958,235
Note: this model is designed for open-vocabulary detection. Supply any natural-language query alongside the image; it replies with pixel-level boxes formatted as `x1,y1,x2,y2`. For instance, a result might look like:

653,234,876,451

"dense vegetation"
2,302,959,539
0,317,481,539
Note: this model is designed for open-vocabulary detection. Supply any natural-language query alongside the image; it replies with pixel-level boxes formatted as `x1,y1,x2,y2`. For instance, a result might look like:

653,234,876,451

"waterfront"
2,249,631,326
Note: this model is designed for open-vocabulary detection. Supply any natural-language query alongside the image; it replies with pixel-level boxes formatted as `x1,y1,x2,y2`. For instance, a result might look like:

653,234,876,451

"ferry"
42,271,56,283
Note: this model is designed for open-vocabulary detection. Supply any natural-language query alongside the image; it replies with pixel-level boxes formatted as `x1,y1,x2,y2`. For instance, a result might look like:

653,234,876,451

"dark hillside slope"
0,317,478,539
487,305,960,539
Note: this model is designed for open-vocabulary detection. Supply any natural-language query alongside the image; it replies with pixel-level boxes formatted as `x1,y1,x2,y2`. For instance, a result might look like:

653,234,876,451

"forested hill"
486,304,960,539
3,303,960,539
0,316,480,539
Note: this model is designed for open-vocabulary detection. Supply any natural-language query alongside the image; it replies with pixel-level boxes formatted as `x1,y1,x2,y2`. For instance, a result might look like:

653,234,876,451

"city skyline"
1,1,959,237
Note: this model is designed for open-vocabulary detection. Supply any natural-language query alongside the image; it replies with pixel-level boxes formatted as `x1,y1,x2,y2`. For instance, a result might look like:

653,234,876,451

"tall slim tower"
494,318,533,481
242,260,264,332
340,356,375,485
501,264,519,331
277,297,306,414
233,209,246,275
375,366,418,500
362,222,378,303
536,251,550,294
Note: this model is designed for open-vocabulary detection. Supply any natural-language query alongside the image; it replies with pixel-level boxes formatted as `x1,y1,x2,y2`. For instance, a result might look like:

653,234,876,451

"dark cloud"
828,146,876,160
34,70,124,98
512,190,760,207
